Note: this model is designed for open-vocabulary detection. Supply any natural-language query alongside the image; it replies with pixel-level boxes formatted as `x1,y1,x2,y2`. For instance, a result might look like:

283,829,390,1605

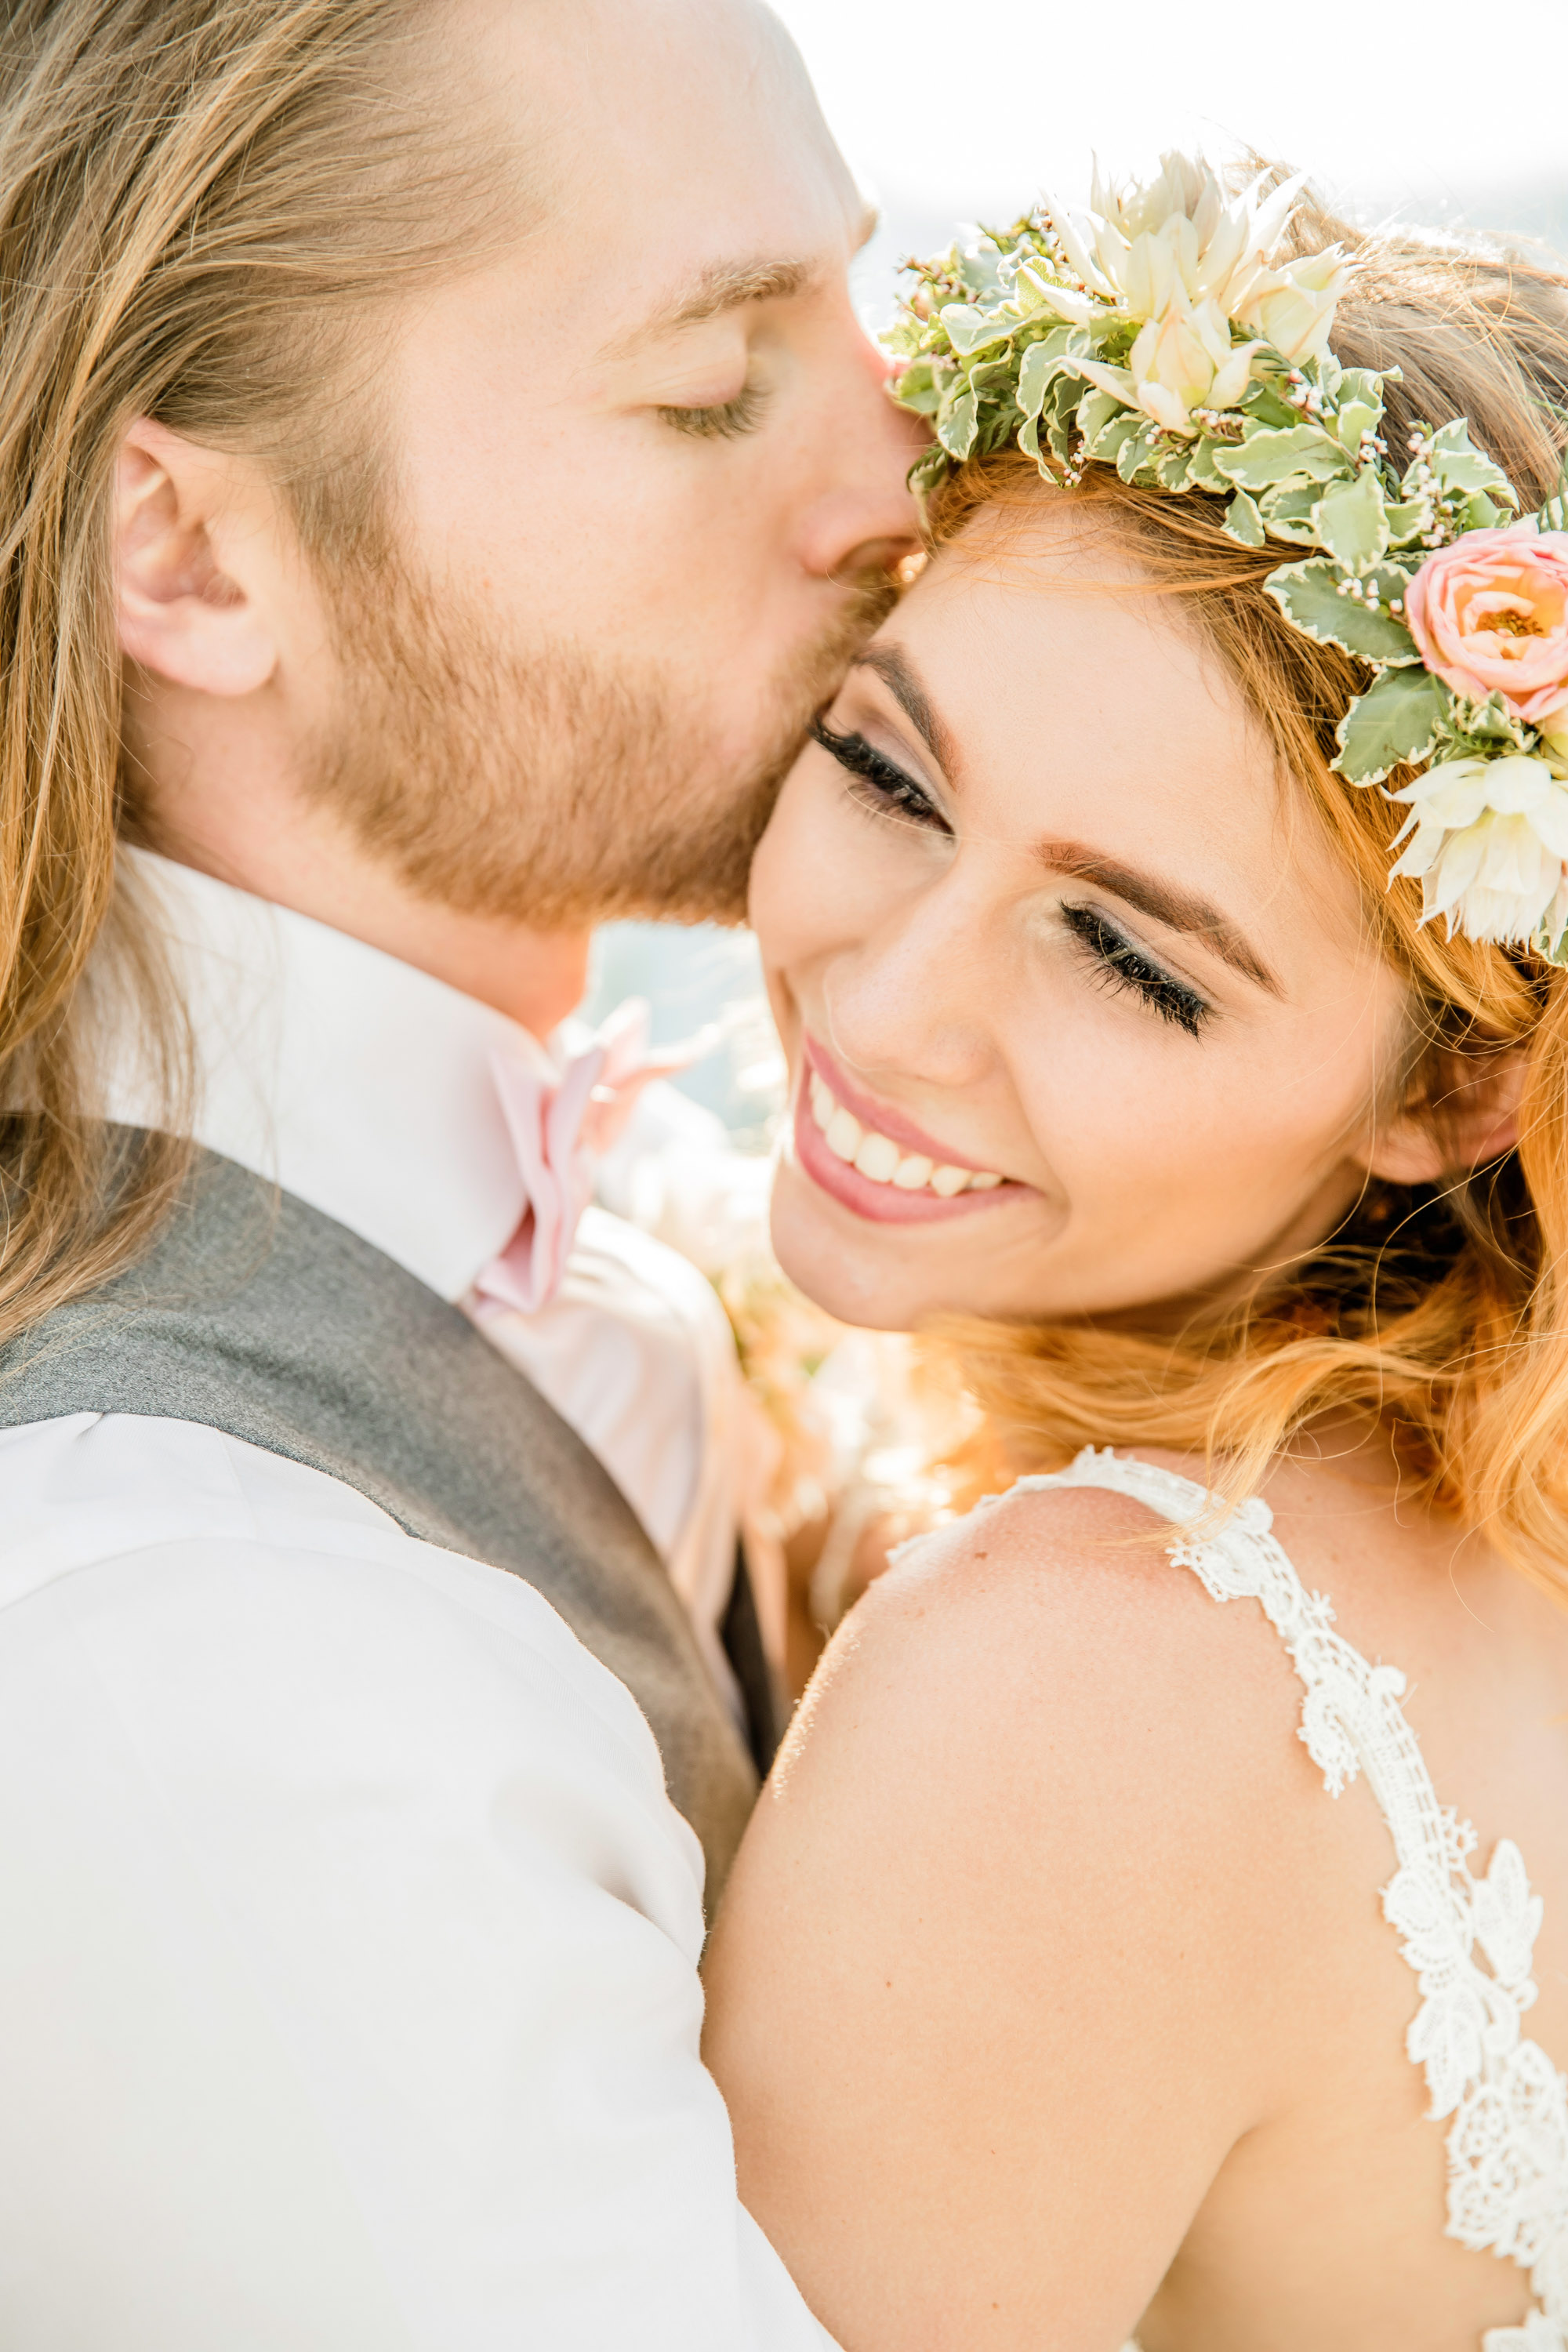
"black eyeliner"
1062,902,1210,1038
810,716,948,830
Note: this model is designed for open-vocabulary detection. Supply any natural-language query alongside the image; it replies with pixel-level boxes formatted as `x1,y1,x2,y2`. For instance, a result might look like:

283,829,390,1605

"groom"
0,0,916,2343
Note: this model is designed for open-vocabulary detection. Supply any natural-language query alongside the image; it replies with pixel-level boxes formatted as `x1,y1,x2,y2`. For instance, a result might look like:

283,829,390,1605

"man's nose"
797,356,927,584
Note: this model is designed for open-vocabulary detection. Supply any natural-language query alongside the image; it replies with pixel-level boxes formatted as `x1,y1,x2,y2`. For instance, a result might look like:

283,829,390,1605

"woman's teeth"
808,1072,1005,1198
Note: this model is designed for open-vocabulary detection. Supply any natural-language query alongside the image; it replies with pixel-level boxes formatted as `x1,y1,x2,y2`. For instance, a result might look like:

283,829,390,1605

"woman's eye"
810,717,949,833
658,383,769,440
1062,902,1210,1039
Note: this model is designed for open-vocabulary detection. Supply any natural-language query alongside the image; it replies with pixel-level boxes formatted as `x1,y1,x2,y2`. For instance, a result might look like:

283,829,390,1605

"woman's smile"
791,1036,1032,1226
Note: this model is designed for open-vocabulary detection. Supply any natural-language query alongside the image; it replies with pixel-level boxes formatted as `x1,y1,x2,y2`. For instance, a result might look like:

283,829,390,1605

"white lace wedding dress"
1003,1447,1568,2351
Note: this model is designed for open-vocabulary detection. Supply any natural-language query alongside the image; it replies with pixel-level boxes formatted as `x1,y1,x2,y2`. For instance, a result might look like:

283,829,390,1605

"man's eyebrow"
1041,840,1283,996
600,257,814,358
850,644,956,774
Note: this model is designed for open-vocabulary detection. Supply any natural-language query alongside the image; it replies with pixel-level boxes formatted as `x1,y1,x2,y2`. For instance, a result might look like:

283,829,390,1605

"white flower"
1076,287,1260,437
1063,153,1300,314
1030,151,1343,330
1232,244,1354,366
1388,755,1568,943
1022,151,1352,434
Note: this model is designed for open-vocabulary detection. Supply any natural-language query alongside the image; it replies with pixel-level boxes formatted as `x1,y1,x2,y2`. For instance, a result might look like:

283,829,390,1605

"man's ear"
114,419,280,697
1358,1046,1526,1186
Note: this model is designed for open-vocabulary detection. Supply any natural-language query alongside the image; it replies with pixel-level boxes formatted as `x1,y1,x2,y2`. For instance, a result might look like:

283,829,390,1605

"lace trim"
1000,1446,1568,2350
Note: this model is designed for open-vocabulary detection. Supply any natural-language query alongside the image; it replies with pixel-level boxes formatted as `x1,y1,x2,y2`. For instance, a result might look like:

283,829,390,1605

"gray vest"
0,1142,758,1898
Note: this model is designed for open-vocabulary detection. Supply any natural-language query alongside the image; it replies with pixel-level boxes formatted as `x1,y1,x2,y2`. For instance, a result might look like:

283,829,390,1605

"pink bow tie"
473,998,683,1317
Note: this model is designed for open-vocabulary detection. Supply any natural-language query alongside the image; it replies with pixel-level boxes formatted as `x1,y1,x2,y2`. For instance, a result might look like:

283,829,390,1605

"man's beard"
306,558,897,928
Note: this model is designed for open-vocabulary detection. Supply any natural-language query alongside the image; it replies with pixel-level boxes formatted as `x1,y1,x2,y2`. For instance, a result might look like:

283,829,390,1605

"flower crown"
886,153,1568,962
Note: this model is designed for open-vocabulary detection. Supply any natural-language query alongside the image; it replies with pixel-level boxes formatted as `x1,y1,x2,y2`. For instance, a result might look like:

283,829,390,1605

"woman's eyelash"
658,383,768,440
1062,902,1210,1038
810,717,949,831
810,728,1207,1034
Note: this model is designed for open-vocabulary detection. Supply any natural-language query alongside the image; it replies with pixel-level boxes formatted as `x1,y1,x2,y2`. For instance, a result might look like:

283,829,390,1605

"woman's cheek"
748,757,836,961
751,756,895,976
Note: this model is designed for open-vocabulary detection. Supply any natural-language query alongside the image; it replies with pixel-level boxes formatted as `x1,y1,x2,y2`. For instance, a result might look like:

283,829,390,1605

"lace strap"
996,1446,1568,2349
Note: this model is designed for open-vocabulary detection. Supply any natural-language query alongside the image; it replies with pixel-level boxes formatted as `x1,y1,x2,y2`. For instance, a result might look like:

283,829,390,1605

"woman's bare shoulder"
749,1463,1345,1990
800,1468,1302,1805
703,1464,1360,2346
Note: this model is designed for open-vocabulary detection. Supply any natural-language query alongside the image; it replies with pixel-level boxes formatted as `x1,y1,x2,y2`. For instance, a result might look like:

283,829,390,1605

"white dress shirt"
109,848,760,1709
0,852,833,2350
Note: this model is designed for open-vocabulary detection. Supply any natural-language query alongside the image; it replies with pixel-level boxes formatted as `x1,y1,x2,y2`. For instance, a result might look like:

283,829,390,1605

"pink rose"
1404,526,1568,731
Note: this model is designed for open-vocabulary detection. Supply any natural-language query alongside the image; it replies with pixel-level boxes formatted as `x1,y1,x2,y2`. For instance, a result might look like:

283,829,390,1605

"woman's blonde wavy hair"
0,0,516,1350
925,198,1568,1596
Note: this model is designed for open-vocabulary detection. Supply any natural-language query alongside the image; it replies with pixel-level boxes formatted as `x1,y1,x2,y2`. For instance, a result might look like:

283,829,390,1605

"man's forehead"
459,0,866,356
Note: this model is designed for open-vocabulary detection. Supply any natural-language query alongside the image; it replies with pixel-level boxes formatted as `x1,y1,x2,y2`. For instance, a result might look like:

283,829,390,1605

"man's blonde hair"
0,0,516,1345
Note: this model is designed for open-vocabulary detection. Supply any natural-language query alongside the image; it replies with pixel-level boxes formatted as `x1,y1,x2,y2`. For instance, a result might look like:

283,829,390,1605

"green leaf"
1013,343,1049,422
967,360,1020,445
977,402,1022,456
1187,435,1232,492
1265,557,1421,665
1312,472,1391,574
1016,335,1086,421
1044,398,1076,467
1334,667,1451,785
1535,916,1568,968
1381,500,1432,547
938,303,1013,358
1074,387,1122,445
936,388,978,459
1156,444,1194,491
1213,423,1356,492
1457,691,1529,746
1258,483,1322,544
1461,491,1506,532
1241,383,1301,430
1527,464,1568,535
1221,488,1266,546
1032,370,1077,461
893,361,942,416
1085,407,1142,464
1425,418,1517,505
1335,368,1386,417
909,444,949,495
1116,423,1160,484
1374,557,1419,600
1334,399,1381,456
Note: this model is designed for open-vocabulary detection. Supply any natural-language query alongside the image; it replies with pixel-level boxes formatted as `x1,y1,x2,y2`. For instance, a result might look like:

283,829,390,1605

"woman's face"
750,508,1414,1333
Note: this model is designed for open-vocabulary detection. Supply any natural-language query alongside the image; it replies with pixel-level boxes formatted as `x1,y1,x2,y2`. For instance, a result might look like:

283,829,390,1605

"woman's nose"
823,917,995,1098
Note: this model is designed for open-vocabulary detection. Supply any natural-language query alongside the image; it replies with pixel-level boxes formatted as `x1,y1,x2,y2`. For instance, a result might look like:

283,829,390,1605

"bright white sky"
770,0,1568,292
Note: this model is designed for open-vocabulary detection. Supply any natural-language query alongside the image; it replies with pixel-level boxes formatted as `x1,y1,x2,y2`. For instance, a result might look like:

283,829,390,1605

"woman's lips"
803,1039,999,1172
790,1040,1033,1227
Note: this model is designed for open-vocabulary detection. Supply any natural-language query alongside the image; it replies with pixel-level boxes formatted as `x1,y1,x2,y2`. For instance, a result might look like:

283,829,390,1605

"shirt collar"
107,848,550,1302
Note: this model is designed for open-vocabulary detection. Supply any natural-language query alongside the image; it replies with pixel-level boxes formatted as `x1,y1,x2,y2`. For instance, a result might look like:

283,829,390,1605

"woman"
702,161,1568,2350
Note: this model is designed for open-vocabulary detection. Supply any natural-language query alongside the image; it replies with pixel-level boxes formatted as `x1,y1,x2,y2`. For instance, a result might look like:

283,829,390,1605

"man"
0,0,917,2341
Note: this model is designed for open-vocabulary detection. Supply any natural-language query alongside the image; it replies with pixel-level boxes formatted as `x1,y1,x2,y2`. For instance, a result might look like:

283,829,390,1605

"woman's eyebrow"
844,655,1279,996
848,644,956,775
1044,839,1283,997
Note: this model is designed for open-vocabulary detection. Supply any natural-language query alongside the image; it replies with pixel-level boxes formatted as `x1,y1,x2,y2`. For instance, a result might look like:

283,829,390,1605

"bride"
701,160,1568,2350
